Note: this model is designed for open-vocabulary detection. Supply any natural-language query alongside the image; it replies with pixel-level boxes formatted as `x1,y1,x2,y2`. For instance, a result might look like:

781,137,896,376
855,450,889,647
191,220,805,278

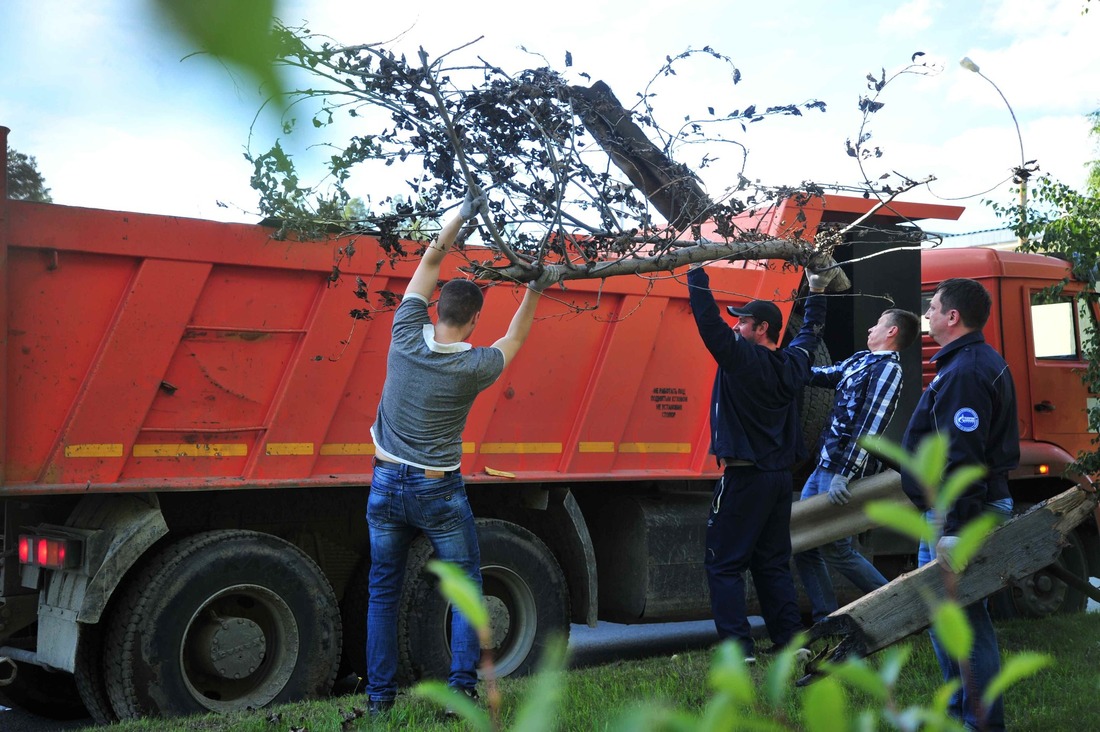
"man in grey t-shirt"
364,191,543,716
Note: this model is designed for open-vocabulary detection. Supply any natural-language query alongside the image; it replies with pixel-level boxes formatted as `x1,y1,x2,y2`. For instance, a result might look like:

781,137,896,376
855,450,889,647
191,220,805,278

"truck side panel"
5,200,813,493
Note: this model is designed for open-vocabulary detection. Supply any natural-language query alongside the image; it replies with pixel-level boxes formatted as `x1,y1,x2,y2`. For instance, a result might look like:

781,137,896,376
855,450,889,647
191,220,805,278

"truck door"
1024,288,1097,456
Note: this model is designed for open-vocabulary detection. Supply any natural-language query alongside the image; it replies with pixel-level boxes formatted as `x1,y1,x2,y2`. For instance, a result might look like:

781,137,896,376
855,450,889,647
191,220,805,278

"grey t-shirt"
370,293,505,471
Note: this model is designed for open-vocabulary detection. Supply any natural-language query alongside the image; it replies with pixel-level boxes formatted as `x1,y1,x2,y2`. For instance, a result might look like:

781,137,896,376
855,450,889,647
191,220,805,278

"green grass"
80,613,1100,731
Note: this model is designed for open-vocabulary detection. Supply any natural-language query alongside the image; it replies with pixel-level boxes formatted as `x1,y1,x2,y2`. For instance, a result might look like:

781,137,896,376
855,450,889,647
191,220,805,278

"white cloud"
879,0,940,33
982,0,1087,36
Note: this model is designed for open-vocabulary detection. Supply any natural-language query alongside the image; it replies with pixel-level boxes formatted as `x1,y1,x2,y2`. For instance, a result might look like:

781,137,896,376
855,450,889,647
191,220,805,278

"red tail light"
18,534,81,570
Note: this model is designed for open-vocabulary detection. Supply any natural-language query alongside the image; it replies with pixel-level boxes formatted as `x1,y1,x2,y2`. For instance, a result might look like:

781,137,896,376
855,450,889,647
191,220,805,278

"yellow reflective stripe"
480,443,562,454
266,443,314,456
619,443,692,454
133,444,248,457
462,442,475,454
65,444,124,458
319,443,376,456
578,442,616,453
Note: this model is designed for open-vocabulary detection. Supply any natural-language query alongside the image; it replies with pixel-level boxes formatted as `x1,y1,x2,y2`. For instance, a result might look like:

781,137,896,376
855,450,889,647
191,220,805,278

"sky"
1,0,1097,235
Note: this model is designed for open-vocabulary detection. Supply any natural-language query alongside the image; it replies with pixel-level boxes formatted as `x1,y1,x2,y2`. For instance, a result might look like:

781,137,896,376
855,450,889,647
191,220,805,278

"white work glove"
806,264,839,292
936,535,960,571
459,189,487,221
826,473,851,505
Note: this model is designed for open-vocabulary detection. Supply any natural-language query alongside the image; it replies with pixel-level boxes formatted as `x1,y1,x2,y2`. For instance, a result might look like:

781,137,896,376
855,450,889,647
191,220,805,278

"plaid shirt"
810,350,903,479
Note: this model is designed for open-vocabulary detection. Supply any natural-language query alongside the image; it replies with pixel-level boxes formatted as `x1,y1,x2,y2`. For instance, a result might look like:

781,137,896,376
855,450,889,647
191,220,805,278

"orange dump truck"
1,127,1096,722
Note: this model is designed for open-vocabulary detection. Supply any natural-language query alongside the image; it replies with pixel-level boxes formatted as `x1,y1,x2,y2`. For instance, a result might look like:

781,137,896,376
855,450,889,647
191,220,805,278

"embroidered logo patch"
954,407,979,432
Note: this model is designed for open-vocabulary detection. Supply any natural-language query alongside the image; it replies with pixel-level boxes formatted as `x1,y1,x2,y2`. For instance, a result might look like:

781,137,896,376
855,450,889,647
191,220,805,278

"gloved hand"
529,267,558,292
936,534,960,571
826,473,851,505
806,264,839,292
459,189,487,221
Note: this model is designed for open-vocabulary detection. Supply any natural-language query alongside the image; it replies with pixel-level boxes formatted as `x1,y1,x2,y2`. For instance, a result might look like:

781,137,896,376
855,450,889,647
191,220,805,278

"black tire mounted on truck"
397,518,569,682
74,619,118,724
782,310,833,480
102,530,341,719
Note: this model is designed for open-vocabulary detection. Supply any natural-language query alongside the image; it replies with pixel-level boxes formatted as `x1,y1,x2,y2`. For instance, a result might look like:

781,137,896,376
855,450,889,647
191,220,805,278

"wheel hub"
1011,569,1066,616
485,595,512,651
195,617,267,679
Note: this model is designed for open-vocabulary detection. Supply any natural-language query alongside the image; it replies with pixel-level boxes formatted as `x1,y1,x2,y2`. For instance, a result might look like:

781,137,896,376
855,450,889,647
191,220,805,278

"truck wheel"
783,311,833,480
75,621,118,724
0,659,87,720
399,519,569,681
989,521,1089,620
103,530,341,719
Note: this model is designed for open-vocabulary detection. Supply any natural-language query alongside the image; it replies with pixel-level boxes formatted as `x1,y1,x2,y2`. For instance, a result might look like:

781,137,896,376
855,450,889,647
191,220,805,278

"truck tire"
75,621,118,724
989,522,1089,620
103,530,341,719
782,311,833,479
398,519,569,681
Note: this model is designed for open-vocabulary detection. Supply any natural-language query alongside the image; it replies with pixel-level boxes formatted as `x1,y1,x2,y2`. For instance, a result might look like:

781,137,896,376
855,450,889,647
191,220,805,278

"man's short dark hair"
883,308,920,350
437,279,484,325
935,278,992,330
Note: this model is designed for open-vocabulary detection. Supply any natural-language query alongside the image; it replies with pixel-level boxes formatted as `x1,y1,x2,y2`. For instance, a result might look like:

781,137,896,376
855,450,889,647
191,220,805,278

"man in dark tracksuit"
687,263,833,662
901,277,1018,731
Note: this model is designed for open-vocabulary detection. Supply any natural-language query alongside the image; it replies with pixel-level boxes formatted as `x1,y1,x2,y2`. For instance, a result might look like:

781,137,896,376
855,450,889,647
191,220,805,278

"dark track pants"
704,465,803,655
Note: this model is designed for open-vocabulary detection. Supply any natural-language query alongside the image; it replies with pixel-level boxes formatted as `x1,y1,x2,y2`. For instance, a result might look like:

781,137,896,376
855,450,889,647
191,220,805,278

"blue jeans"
705,466,803,656
919,497,1013,732
366,464,482,702
794,467,888,622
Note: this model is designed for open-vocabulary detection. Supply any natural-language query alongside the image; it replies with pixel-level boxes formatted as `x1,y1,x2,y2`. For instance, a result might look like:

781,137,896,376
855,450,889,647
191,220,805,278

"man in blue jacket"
687,262,835,663
901,277,1018,732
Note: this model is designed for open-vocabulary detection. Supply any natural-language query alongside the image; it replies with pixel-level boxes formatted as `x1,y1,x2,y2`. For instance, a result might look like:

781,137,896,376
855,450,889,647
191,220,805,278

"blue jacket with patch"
687,267,826,472
901,330,1019,535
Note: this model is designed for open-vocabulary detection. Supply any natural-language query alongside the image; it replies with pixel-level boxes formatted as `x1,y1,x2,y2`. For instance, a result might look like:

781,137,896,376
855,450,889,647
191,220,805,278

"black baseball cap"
727,300,783,332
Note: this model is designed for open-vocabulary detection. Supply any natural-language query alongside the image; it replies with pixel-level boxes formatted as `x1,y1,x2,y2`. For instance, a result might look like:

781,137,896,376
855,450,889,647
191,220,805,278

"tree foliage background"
5,146,52,202
990,107,1100,474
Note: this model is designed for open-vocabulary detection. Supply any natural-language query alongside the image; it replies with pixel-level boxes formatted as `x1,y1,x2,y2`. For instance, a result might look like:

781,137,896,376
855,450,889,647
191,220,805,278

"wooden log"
790,470,908,554
802,487,1100,668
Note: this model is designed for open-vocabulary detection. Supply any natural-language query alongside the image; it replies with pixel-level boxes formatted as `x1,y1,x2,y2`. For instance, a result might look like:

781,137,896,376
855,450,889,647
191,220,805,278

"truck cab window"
1030,294,1079,360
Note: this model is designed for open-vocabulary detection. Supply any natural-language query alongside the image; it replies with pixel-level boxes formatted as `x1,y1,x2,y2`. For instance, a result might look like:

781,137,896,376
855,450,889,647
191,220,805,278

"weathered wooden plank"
804,487,1099,666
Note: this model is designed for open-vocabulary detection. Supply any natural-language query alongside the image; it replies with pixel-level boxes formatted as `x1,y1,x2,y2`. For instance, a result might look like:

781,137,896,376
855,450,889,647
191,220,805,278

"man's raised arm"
405,190,485,300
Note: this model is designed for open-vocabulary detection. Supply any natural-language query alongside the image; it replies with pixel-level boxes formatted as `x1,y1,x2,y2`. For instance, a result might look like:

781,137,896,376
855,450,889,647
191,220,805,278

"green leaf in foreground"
937,464,987,515
511,635,568,732
802,676,848,732
949,513,1000,571
413,680,490,732
152,0,287,112
983,652,1053,706
426,559,489,631
932,601,973,663
821,657,888,703
865,501,933,544
708,640,755,707
764,635,807,706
